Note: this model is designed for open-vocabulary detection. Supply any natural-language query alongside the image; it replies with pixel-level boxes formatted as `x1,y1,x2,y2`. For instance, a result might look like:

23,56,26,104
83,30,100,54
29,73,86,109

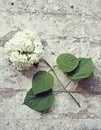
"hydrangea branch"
41,58,81,107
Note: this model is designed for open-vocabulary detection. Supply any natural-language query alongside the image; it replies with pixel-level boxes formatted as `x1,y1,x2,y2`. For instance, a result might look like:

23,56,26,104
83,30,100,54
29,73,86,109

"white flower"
4,30,44,70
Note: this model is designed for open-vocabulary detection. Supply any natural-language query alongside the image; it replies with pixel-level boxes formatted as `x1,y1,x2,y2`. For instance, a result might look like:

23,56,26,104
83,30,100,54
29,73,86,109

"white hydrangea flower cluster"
4,30,44,70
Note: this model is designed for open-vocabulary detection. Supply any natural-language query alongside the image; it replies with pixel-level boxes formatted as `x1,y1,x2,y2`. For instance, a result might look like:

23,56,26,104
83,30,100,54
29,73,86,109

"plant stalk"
41,58,80,107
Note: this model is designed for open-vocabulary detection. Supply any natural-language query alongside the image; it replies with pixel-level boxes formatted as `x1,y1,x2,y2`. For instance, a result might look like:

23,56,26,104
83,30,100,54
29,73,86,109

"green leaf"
32,71,54,95
71,58,93,80
23,88,55,111
56,53,79,72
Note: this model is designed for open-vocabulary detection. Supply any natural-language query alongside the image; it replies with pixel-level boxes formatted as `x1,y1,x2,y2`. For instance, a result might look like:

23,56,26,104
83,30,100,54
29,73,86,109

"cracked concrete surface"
0,0,101,129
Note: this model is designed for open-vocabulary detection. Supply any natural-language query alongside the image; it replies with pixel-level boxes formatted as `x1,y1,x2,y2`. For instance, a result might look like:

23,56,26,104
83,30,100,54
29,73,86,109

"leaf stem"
41,58,80,107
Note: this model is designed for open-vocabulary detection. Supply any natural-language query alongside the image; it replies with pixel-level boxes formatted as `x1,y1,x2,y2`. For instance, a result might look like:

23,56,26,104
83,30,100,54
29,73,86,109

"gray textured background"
0,0,101,129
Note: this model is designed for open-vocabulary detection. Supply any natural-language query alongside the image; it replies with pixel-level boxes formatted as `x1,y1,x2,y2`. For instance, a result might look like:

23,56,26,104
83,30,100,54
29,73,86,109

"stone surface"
0,0,101,129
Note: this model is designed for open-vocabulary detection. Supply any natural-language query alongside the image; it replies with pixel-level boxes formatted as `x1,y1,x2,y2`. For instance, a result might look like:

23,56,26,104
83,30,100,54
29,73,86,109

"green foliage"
71,58,93,79
57,53,93,80
24,88,55,111
32,71,54,95
24,53,94,112
56,53,79,72
24,71,55,112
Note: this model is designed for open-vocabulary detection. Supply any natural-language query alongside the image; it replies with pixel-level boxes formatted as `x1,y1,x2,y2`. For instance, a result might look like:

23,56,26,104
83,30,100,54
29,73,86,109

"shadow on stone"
20,66,37,78
76,73,101,97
